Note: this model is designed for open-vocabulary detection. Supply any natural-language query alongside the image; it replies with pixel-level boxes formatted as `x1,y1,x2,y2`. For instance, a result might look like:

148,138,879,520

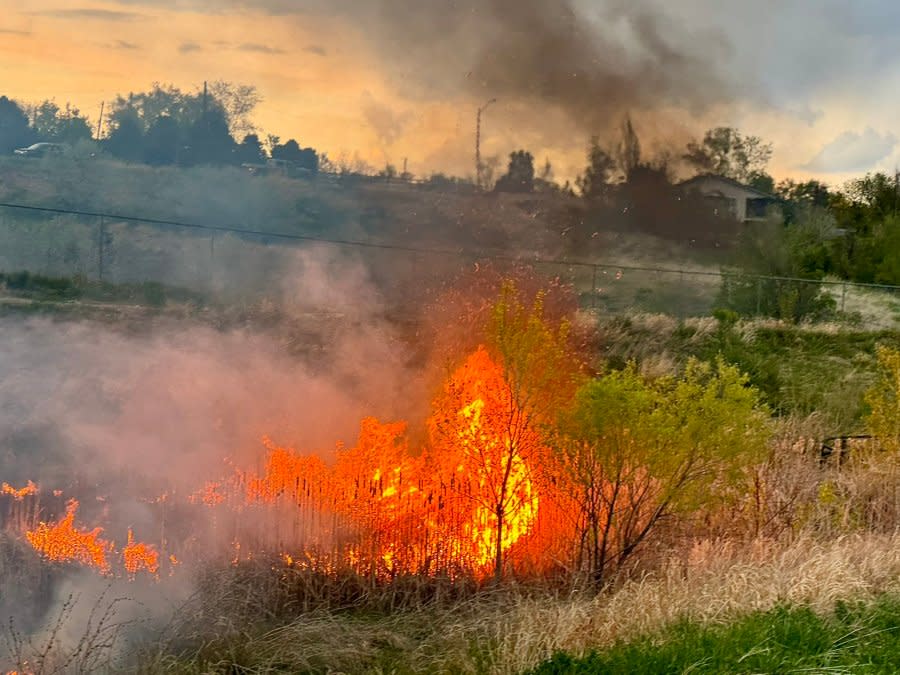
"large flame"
10,346,569,581
26,500,112,573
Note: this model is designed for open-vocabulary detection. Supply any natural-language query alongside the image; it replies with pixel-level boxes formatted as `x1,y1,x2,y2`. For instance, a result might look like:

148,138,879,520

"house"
678,174,777,223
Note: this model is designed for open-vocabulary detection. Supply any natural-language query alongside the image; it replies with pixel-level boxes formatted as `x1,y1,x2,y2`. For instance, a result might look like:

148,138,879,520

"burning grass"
6,278,900,672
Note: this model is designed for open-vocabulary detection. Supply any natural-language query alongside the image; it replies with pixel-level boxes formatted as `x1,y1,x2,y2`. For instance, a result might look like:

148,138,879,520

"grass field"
529,597,900,674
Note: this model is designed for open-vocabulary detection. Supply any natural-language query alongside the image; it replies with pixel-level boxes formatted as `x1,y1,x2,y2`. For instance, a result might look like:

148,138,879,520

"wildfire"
122,529,160,577
26,500,111,573
10,344,568,582
1,481,37,501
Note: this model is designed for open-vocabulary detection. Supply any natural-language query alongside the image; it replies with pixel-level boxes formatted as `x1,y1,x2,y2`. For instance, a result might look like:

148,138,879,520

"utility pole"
475,98,497,191
95,101,104,141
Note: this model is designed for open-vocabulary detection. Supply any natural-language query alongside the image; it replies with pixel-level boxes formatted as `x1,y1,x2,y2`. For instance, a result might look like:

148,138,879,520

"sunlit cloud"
802,127,898,174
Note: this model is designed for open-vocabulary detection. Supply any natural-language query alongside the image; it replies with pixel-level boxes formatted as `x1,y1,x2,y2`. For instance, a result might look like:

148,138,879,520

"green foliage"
683,127,773,183
528,597,900,674
602,316,898,427
28,100,93,145
718,209,838,322
555,358,768,583
827,173,900,284
865,345,900,453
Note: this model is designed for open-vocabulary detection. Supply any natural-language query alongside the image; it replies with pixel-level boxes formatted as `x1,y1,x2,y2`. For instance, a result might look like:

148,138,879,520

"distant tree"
378,163,397,181
578,137,616,201
108,85,185,134
271,138,319,173
616,116,641,177
826,172,900,283
718,208,838,322
619,162,675,234
103,109,145,162
235,133,266,165
535,158,559,193
143,114,181,165
183,106,236,166
495,150,535,193
748,171,775,195
776,179,830,224
105,81,253,166
0,96,34,153
265,133,280,157
29,100,62,140
777,179,831,208
207,80,262,139
683,127,773,184
843,172,900,226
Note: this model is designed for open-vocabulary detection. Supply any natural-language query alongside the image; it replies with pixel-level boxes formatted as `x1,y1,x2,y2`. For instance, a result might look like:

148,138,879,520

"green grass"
0,270,205,307
528,596,900,674
602,315,900,429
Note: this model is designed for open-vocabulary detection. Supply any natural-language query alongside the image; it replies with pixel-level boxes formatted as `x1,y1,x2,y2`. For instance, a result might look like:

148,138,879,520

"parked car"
14,142,64,157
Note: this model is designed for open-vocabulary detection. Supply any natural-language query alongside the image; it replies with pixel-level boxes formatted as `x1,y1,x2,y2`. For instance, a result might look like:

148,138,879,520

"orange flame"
26,500,111,573
12,345,571,581
2,481,37,500
122,529,160,577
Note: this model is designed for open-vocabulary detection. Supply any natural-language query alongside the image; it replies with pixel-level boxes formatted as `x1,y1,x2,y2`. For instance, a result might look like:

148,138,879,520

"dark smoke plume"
315,0,733,132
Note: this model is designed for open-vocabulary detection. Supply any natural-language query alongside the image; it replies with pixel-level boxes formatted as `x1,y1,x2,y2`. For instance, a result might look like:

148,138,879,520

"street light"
475,98,497,191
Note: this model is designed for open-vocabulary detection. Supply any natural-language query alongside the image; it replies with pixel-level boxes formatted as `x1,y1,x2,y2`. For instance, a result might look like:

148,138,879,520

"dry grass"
129,532,900,675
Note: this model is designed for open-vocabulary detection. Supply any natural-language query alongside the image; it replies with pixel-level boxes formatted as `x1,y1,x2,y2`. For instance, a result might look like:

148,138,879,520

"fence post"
841,282,847,313
756,276,762,315
98,216,105,281
591,265,598,311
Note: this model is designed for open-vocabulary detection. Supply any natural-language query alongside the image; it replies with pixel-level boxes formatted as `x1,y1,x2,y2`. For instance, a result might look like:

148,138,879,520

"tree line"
0,82,319,172
485,118,900,322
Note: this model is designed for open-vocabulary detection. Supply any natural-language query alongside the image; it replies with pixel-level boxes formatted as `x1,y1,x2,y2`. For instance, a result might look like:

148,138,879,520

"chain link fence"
1,202,899,327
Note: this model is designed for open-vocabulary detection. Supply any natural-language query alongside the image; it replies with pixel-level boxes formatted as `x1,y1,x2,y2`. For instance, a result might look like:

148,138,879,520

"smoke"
315,0,733,135
0,246,424,666
361,91,412,150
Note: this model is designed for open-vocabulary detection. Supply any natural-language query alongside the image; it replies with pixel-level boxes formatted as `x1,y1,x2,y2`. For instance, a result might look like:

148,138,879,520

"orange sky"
2,1,898,186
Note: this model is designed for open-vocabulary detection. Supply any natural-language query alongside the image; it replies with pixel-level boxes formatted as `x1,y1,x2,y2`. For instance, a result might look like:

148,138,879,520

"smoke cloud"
299,0,734,135
0,247,425,666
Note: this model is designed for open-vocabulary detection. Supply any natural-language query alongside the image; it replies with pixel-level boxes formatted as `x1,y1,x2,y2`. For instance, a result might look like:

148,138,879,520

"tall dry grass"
131,531,900,674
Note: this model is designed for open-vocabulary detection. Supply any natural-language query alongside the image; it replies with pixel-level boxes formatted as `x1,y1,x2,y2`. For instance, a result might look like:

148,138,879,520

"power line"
1,200,900,292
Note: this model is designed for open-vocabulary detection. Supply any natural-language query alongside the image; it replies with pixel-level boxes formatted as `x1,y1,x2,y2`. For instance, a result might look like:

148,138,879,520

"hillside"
0,157,728,309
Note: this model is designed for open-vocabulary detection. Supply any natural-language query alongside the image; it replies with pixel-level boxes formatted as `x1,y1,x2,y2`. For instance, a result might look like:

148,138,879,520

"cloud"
304,45,327,57
236,43,285,54
802,127,898,173
110,39,140,50
29,8,140,21
178,41,202,54
0,28,30,36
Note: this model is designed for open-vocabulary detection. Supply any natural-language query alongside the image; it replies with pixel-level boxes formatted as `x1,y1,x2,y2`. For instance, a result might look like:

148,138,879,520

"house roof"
678,174,777,200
